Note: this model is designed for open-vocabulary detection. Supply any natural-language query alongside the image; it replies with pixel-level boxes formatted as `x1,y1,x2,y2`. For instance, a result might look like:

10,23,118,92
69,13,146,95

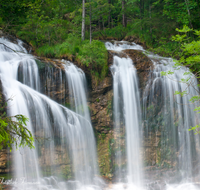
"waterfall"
142,54,200,186
0,37,101,190
63,60,99,185
107,42,144,188
106,41,200,190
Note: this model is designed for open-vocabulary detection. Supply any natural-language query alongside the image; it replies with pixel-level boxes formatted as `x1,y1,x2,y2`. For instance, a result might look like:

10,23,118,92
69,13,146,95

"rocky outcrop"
0,149,11,174
108,49,153,92
0,40,156,180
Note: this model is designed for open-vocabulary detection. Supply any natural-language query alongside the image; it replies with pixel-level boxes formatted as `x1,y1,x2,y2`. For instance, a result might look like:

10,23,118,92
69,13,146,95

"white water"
143,55,200,189
63,60,99,185
106,41,200,190
0,37,102,190
1,36,200,190
108,43,143,188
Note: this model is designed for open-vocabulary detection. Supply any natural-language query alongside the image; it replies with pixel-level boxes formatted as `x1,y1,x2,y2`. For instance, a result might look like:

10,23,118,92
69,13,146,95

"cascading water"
107,42,144,189
106,41,200,190
143,54,200,189
1,35,200,190
0,37,101,190
62,60,99,185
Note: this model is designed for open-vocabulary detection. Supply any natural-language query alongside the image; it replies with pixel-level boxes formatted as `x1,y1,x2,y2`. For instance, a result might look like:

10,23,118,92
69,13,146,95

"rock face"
0,43,156,180
0,83,12,175
0,149,11,174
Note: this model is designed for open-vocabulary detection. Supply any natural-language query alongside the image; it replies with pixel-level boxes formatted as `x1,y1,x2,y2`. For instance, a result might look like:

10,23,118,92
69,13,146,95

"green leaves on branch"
174,90,188,97
160,70,174,76
194,106,200,113
175,25,192,33
0,114,34,151
169,26,200,134
189,125,200,134
189,95,200,103
0,98,34,151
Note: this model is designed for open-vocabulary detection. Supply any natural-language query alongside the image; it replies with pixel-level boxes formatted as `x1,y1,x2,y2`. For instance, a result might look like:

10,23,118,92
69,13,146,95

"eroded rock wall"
0,46,157,180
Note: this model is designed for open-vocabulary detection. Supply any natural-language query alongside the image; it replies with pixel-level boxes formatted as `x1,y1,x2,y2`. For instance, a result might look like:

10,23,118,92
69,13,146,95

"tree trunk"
185,0,193,28
140,0,144,32
122,0,126,27
140,0,144,19
108,0,111,28
82,0,85,41
90,0,92,44
149,0,152,43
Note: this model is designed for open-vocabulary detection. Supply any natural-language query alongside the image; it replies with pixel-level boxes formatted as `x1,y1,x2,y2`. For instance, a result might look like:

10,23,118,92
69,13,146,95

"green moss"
107,99,112,115
97,133,113,178
0,173,12,180
64,102,71,109
60,165,72,180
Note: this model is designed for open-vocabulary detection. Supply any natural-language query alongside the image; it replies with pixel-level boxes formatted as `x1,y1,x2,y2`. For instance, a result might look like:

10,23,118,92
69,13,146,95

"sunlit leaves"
183,71,192,76
0,97,34,151
194,106,200,113
176,25,192,33
171,34,187,42
189,125,200,134
160,70,174,76
174,90,187,97
0,113,34,151
189,95,200,103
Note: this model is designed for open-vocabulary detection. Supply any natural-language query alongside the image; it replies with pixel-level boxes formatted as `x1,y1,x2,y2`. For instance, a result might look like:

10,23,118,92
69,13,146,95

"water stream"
106,41,200,190
0,37,101,190
0,37,200,190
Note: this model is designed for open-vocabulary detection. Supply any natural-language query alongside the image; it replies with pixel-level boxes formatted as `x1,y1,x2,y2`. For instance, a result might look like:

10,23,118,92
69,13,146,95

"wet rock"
123,49,153,91
123,36,147,48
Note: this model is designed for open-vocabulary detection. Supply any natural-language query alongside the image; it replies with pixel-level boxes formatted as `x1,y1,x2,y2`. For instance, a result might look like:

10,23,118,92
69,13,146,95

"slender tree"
82,0,85,41
185,0,193,28
89,0,92,43
108,0,111,28
122,0,126,27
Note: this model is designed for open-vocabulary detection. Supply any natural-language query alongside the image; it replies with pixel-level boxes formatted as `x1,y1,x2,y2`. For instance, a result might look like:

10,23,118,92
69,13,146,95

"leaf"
174,90,187,97
176,25,192,33
190,95,200,103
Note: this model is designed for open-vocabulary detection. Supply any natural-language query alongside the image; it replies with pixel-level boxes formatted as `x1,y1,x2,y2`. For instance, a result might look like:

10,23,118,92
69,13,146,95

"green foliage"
189,95,200,103
163,0,197,26
93,24,128,40
78,40,108,81
174,90,187,97
194,106,200,113
189,125,200,134
37,35,108,82
0,98,34,151
162,26,200,134
16,0,70,48
2,0,200,85
160,71,174,76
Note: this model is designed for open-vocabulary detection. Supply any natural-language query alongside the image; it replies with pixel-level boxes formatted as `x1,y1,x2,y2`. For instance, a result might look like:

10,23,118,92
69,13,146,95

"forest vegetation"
0,0,200,146
1,0,200,78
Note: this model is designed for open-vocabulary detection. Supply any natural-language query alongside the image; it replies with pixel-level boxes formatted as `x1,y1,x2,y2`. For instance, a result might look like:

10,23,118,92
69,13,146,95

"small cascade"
0,37,101,190
62,60,99,185
142,54,200,184
106,41,200,190
107,42,144,188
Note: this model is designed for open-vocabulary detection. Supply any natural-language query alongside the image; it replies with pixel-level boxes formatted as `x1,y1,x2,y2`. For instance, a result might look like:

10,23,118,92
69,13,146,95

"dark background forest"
1,0,200,80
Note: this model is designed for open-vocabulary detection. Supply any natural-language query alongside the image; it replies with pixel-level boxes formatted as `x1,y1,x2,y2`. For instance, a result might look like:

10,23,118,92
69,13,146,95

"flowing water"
0,37,102,190
106,41,200,190
1,36,200,190
110,56,143,186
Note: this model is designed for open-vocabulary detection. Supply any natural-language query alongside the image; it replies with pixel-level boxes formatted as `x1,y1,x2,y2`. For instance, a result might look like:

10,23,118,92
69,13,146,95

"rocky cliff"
0,39,162,180
33,48,154,179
